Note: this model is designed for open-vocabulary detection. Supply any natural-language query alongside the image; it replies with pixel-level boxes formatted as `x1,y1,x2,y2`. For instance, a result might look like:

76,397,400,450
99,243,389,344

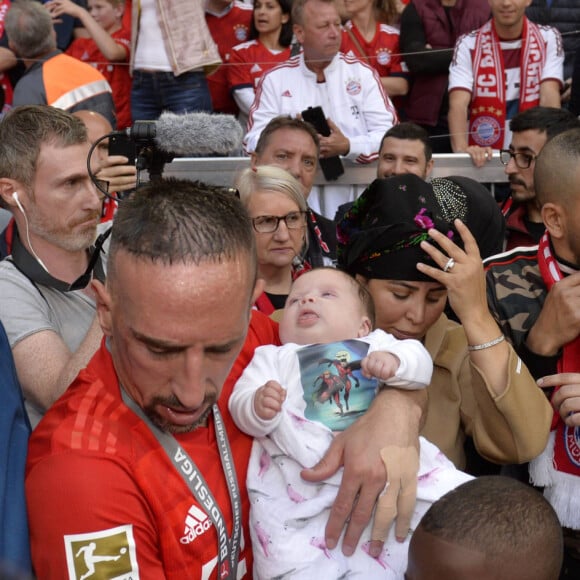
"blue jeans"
131,70,212,122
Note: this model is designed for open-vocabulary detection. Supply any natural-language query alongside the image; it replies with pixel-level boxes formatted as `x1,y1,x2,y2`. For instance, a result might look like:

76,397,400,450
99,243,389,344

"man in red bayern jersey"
26,178,425,578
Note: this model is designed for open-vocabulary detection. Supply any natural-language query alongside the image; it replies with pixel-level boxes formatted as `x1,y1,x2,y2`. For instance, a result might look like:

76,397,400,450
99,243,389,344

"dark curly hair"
249,0,293,48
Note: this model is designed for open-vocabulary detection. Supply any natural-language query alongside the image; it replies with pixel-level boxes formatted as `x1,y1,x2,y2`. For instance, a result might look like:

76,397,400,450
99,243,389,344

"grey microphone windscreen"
153,111,244,156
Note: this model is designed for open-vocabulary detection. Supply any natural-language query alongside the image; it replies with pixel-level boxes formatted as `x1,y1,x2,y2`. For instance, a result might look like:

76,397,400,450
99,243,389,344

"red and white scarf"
530,232,580,528
469,17,546,148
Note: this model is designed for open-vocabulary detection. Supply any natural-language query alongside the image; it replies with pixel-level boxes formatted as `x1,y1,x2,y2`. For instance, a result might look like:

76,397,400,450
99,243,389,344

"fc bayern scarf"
469,17,545,148
530,232,580,529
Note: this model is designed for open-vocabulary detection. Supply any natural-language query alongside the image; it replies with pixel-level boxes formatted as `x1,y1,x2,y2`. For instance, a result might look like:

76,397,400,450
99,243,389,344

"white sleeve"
232,87,256,117
448,33,474,93
368,329,433,390
244,73,280,153
347,65,397,163
228,345,284,437
541,26,564,83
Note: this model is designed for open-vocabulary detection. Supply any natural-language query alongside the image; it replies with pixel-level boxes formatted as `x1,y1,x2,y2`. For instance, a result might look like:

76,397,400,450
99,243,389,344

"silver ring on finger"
443,257,455,273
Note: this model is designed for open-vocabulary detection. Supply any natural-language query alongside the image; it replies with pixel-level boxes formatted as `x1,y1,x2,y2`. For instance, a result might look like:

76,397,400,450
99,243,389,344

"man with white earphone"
0,105,109,428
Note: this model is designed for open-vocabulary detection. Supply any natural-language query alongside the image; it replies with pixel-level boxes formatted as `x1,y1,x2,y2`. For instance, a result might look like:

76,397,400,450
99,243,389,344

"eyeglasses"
251,211,307,233
499,149,538,169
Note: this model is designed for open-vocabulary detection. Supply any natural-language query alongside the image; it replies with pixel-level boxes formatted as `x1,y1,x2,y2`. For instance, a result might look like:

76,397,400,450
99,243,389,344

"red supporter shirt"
100,195,118,222
66,27,132,129
26,310,280,579
340,21,407,79
228,39,291,92
206,1,252,114
122,0,131,33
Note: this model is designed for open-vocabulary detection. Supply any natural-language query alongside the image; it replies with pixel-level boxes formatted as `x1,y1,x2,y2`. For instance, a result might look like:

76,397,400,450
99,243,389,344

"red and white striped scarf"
469,17,546,148
530,232,580,528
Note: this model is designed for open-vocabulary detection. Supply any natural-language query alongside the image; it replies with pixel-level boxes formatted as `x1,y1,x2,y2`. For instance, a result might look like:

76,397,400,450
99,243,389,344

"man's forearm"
374,387,427,438
53,317,103,405
539,81,561,108
302,384,427,554
381,77,409,97
448,106,469,152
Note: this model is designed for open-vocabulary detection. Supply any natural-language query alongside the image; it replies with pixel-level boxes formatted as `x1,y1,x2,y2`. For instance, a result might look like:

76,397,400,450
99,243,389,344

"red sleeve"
378,30,406,77
113,27,131,61
27,454,166,580
66,38,88,60
340,30,352,55
228,44,253,92
122,0,131,31
389,41,405,76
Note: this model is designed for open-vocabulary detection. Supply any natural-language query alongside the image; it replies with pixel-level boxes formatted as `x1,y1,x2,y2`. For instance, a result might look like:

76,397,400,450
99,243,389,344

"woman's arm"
232,87,256,117
380,75,409,97
418,220,552,462
418,220,519,395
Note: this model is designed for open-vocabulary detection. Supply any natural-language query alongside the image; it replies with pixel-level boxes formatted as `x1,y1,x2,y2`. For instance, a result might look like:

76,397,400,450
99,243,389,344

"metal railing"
161,152,507,187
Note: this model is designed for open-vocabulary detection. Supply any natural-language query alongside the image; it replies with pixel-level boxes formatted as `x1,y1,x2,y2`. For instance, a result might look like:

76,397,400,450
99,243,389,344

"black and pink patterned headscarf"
337,174,457,282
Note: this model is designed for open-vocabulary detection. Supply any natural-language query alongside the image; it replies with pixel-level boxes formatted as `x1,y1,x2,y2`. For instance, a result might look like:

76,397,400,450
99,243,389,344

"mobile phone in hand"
301,106,345,181
108,133,137,165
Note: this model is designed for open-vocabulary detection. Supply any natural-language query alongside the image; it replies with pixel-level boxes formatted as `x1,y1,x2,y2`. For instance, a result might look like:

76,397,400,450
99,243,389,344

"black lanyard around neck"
120,388,242,578
10,227,109,291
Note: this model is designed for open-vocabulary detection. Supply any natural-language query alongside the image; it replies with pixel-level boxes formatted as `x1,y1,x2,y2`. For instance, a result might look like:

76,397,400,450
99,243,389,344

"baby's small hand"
254,380,286,420
361,352,400,381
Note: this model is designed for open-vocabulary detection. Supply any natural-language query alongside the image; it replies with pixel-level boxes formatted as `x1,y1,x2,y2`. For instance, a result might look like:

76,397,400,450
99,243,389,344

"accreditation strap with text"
120,388,242,579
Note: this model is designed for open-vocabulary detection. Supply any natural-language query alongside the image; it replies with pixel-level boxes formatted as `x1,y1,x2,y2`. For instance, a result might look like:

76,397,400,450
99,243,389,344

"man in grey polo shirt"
0,105,107,427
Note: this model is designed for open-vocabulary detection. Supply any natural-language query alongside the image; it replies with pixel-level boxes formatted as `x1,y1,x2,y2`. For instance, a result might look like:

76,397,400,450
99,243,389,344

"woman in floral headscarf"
338,173,551,471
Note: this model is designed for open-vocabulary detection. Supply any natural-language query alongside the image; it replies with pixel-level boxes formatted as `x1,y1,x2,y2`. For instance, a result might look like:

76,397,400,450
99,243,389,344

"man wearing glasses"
499,106,580,251
251,116,338,268
485,127,580,580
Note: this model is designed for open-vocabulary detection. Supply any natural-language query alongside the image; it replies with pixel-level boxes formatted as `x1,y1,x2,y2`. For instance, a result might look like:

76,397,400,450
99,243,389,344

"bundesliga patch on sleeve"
64,524,140,580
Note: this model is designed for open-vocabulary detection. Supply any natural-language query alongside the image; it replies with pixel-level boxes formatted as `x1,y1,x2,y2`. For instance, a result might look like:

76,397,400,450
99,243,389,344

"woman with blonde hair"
237,165,308,314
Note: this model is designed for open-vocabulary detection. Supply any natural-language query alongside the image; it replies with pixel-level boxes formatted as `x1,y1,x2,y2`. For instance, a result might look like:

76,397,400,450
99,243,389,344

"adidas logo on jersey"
180,505,212,545
250,64,262,74
281,90,292,97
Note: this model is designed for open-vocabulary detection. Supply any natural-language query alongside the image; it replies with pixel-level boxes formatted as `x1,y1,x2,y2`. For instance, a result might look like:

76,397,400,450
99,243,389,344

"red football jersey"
26,310,280,579
206,1,253,114
228,39,291,92
341,21,407,79
66,27,132,129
